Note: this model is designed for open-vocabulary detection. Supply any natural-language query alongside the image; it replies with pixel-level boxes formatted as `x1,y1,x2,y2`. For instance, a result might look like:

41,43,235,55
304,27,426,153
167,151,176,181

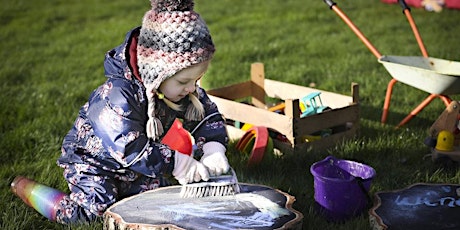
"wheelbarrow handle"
323,0,337,9
398,0,411,13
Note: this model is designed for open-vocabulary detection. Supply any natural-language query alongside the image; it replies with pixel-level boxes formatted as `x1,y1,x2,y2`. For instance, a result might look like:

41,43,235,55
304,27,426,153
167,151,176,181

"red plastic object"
236,126,269,167
161,119,193,156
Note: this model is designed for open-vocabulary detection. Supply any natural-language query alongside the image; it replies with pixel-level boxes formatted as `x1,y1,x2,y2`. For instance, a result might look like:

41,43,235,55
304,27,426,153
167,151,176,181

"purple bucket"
310,156,376,222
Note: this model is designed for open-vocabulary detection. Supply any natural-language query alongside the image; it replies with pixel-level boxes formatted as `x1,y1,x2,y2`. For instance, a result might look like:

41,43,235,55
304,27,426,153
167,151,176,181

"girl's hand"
173,151,209,185
201,142,230,176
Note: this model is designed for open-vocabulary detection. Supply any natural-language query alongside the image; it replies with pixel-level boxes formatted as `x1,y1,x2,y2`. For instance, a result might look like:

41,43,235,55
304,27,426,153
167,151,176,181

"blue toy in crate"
300,92,331,118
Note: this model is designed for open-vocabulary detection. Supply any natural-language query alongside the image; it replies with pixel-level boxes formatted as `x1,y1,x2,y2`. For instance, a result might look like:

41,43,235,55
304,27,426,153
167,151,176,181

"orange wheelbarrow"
323,0,460,128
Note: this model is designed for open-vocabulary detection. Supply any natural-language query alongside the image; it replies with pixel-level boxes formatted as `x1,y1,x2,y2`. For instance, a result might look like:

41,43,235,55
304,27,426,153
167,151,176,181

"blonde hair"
146,87,205,140
159,91,204,120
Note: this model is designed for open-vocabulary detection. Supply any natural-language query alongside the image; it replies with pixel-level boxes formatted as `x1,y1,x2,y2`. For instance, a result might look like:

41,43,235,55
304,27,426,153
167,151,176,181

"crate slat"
208,63,360,153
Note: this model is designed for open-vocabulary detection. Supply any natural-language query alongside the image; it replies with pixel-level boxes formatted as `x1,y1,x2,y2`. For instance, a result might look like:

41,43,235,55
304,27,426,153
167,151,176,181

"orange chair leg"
396,94,437,128
439,95,453,107
381,79,398,124
396,94,454,128
381,79,453,127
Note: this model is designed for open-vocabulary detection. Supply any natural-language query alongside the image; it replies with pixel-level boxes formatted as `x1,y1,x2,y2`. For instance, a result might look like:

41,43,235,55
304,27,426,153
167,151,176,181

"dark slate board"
104,183,303,230
369,183,460,230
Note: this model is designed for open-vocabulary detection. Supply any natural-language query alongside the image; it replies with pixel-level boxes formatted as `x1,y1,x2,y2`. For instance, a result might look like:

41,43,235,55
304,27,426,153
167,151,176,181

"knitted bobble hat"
137,0,215,140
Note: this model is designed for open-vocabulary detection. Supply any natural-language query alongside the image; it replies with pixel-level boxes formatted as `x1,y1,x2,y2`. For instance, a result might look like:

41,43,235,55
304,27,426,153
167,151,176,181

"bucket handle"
326,156,372,207
356,177,372,208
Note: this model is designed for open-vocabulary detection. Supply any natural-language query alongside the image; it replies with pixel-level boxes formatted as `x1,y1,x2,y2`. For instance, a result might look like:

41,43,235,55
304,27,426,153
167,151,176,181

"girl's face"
159,61,209,102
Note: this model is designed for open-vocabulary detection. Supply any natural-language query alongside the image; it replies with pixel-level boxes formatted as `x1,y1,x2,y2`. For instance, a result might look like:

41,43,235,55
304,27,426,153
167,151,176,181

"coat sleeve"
86,78,174,177
182,87,228,151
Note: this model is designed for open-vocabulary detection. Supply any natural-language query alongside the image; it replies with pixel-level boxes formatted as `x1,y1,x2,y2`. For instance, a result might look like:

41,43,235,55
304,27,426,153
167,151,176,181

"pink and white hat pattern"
137,0,215,140
137,0,215,90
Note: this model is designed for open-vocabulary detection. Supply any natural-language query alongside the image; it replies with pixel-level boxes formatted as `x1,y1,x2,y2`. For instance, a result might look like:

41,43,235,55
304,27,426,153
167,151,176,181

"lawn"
1,0,460,229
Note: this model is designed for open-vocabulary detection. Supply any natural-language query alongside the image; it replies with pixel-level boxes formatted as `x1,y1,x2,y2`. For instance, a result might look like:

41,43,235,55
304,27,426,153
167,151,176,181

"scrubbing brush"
180,167,240,198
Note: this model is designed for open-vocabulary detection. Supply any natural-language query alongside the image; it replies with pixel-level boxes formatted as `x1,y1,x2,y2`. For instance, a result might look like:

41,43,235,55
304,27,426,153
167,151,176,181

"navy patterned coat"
57,27,228,183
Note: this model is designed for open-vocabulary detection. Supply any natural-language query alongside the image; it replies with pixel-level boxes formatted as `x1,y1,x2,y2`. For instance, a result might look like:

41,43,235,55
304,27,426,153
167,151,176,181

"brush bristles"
180,183,240,198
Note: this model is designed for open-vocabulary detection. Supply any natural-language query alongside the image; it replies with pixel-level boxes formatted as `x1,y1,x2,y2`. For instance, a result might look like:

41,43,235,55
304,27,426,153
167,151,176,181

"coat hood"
103,27,141,80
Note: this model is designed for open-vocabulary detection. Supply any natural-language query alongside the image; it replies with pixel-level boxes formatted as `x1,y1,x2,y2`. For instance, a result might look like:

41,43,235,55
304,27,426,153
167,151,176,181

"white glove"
201,141,230,176
173,151,209,185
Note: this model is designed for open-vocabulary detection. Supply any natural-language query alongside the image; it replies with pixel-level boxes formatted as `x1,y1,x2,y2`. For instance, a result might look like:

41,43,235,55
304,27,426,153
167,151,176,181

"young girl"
11,0,230,224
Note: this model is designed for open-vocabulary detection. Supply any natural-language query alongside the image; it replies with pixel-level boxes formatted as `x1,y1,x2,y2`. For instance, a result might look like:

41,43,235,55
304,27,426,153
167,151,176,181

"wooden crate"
207,62,360,153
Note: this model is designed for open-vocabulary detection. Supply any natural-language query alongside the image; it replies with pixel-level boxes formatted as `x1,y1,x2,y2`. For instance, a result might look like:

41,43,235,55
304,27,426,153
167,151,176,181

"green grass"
1,0,460,229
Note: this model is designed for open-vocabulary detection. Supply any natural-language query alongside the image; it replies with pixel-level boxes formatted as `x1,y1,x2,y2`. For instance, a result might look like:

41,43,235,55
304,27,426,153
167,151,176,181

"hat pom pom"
150,0,194,13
